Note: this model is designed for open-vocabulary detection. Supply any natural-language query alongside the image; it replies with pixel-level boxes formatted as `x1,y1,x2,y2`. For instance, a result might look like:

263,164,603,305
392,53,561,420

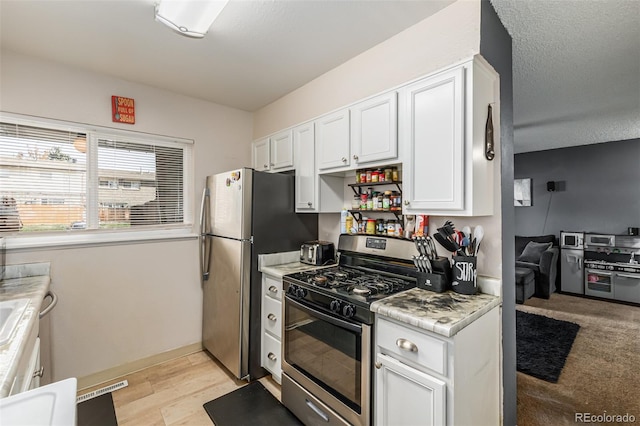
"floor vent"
76,380,128,404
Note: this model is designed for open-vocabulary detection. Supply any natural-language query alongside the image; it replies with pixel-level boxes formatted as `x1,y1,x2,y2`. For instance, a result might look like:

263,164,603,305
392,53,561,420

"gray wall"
515,138,640,237
480,1,516,425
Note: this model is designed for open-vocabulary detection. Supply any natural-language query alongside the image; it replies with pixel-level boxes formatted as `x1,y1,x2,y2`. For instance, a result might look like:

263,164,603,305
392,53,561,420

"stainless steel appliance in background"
199,168,318,381
282,235,418,426
583,234,640,303
560,231,585,294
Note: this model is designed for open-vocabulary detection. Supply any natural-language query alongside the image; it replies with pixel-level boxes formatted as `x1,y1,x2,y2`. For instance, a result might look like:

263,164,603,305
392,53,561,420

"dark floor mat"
203,381,302,426
77,393,118,426
516,310,580,383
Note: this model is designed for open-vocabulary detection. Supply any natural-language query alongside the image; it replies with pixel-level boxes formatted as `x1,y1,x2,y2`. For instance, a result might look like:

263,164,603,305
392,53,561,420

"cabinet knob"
267,313,277,321
341,157,347,163
263,164,269,169
268,285,278,294
375,362,382,369
270,163,274,167
396,338,418,352
267,352,277,361
404,200,410,205
353,155,359,161
307,202,313,207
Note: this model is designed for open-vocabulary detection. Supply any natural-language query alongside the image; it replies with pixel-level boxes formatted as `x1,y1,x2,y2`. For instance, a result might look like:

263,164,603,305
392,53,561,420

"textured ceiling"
1,0,638,152
491,0,640,152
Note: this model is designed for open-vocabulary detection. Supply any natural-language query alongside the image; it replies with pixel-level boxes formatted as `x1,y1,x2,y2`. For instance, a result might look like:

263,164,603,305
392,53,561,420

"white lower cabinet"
376,353,445,426
260,274,283,383
9,321,41,396
374,306,500,425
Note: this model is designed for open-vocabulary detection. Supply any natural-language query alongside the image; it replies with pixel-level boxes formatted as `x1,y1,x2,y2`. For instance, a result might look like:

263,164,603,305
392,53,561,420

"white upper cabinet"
316,108,350,171
252,137,270,172
400,57,497,216
350,92,398,166
252,130,294,173
293,122,317,212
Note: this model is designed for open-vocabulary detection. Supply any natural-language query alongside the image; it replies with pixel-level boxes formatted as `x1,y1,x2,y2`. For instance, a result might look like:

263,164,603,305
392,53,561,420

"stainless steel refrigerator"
199,168,318,380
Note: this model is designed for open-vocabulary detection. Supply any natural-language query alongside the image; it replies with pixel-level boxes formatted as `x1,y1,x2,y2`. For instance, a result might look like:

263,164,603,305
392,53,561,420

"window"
0,114,193,237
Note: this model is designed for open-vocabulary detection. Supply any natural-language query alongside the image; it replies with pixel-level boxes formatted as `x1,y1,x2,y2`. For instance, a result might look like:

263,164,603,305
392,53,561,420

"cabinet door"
270,130,294,171
293,122,317,211
252,138,270,172
351,92,398,165
400,67,465,212
316,109,350,171
375,353,446,426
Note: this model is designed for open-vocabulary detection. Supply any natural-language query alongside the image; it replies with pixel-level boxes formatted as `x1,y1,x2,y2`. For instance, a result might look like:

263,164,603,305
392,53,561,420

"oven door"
614,272,640,304
282,295,371,426
585,268,614,299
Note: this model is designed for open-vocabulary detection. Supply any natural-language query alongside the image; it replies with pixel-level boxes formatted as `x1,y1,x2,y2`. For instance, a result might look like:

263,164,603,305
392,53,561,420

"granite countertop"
370,288,501,338
258,251,334,278
0,263,51,398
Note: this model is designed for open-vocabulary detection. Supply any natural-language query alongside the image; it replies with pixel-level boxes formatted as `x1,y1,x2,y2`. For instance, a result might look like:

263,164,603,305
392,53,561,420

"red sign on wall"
111,96,135,124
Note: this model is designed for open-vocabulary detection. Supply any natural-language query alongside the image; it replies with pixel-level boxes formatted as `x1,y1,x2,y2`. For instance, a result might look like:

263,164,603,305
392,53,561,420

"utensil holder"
451,255,477,295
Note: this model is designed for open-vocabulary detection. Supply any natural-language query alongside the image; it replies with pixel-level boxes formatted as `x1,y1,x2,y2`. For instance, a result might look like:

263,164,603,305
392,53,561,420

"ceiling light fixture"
154,0,229,39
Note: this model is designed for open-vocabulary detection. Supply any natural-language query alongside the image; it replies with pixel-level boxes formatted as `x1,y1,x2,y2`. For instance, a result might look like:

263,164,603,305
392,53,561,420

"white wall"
253,0,481,138
1,50,253,385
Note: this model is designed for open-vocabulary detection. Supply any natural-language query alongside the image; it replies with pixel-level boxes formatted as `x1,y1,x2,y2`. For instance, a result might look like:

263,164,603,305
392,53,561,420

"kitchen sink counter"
0,263,50,398
370,286,500,338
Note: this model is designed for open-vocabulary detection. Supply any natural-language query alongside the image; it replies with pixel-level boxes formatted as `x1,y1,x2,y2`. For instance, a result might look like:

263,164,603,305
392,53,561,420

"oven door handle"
285,295,362,334
617,273,640,279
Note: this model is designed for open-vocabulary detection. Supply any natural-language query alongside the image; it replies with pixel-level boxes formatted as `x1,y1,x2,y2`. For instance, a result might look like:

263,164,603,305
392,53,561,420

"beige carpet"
516,294,640,426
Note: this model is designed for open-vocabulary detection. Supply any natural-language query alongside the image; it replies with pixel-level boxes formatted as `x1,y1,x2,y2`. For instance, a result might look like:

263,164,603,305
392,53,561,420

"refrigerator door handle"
200,187,211,281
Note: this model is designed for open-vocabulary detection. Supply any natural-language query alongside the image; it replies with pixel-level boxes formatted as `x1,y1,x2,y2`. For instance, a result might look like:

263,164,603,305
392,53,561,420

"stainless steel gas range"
281,235,418,426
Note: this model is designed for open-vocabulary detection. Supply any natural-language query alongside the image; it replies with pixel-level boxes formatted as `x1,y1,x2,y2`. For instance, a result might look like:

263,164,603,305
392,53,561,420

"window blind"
1,118,190,235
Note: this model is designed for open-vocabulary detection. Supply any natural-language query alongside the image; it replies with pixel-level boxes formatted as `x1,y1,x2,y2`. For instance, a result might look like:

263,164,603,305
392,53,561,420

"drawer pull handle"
268,285,278,294
33,366,44,378
396,338,418,352
267,352,277,361
305,399,330,422
267,313,277,321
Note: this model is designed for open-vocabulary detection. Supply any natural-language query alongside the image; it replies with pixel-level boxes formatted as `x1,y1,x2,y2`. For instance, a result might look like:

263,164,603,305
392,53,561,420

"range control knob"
296,287,307,298
287,285,298,296
329,300,342,314
342,304,355,319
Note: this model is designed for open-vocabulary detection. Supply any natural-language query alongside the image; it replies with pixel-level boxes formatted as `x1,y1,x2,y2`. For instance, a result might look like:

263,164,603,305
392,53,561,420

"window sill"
3,228,198,251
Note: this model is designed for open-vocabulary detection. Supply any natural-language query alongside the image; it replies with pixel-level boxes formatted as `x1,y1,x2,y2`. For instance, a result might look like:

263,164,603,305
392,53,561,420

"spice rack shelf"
347,181,404,223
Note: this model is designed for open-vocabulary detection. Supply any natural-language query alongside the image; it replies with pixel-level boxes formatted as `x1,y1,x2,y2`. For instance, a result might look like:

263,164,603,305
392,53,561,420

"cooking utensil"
473,225,484,254
433,232,458,253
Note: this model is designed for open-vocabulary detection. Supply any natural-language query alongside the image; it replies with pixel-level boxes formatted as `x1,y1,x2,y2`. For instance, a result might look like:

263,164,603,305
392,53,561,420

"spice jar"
365,169,372,183
366,195,374,211
352,196,361,209
359,217,368,234
376,219,385,235
387,220,396,236
366,218,376,235
360,193,368,210
392,167,399,182
376,168,385,182
384,168,392,182
371,170,379,183
382,191,391,211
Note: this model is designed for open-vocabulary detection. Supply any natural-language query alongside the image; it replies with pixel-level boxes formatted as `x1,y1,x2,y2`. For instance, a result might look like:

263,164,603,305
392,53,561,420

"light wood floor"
79,351,282,426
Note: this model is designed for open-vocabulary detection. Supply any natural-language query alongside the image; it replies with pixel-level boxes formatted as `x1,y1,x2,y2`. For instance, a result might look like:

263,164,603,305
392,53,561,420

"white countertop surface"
370,288,501,338
0,263,51,398
258,251,329,278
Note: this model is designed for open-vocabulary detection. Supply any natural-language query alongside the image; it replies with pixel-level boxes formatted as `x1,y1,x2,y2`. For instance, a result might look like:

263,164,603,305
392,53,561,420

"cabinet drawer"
376,317,446,376
262,332,281,383
263,275,283,301
263,295,282,338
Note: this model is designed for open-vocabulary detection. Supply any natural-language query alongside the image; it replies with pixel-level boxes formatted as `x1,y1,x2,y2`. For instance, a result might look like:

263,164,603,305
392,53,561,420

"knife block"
416,257,451,293
416,271,449,293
